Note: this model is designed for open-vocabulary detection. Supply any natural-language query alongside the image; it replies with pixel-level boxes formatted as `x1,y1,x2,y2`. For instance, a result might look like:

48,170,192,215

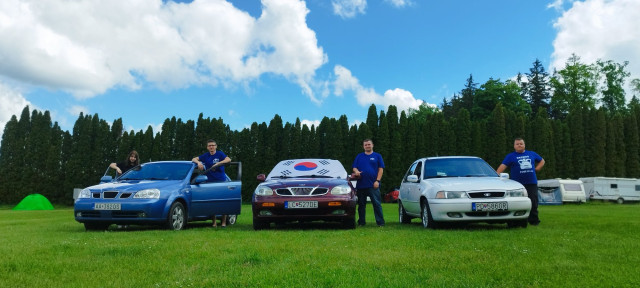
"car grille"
467,191,505,198
91,191,133,199
275,187,329,196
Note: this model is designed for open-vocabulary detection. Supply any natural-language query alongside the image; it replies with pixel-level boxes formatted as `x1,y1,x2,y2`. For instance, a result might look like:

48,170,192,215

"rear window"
563,183,582,191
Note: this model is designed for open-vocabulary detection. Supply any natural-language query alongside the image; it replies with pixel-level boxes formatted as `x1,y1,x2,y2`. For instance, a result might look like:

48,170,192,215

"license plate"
94,203,121,210
285,201,318,209
472,202,507,211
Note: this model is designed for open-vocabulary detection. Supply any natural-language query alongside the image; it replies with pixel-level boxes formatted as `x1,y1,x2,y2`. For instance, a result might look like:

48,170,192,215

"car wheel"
507,220,528,228
253,217,269,230
166,202,186,230
342,216,356,229
617,198,624,204
84,223,110,231
421,199,437,229
399,202,411,224
226,215,237,225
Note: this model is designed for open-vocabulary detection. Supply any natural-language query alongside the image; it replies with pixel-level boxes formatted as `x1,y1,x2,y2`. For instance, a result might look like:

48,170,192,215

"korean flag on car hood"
266,159,348,179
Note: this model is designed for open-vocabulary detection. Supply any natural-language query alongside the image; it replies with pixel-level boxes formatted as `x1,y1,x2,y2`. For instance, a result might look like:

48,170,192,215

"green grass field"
1,202,639,287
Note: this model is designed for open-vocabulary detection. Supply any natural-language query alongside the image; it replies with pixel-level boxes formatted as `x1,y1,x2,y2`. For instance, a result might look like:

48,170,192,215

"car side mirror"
257,174,266,182
499,173,509,179
194,175,208,184
407,175,419,183
100,176,113,183
349,173,360,180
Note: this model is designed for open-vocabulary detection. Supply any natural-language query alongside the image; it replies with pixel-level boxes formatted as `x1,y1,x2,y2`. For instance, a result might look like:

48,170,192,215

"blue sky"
1,0,639,136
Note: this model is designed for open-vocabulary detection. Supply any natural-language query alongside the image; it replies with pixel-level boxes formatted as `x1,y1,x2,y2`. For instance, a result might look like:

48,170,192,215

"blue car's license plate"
94,203,121,210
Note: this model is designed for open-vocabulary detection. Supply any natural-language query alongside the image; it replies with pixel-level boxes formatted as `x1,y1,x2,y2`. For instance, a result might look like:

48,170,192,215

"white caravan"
579,177,640,204
537,179,586,203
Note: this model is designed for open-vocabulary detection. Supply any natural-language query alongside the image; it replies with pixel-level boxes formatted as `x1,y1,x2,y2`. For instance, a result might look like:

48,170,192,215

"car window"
414,161,423,178
120,163,192,181
404,162,418,181
423,158,498,179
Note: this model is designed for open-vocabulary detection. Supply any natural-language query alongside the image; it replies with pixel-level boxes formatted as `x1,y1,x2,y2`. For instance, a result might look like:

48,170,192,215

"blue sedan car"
74,161,242,230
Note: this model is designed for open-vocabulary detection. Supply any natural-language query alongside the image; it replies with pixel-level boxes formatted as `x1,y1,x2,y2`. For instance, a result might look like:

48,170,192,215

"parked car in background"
398,156,531,229
74,161,242,231
252,159,357,230
384,188,400,203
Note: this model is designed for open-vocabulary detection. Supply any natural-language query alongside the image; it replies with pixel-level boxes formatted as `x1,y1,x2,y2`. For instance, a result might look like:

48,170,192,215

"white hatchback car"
398,156,531,228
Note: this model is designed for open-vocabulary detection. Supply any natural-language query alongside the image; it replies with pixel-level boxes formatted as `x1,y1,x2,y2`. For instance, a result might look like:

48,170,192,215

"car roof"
417,156,482,161
267,159,347,179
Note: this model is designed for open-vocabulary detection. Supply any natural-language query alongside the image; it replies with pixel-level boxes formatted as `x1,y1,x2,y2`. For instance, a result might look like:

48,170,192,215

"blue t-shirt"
352,152,385,189
198,150,228,182
501,150,543,185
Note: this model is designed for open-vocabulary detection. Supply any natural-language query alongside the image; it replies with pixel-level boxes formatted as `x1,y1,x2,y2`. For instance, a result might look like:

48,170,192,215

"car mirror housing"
194,175,208,184
499,173,509,179
407,175,419,183
100,176,113,183
257,174,266,182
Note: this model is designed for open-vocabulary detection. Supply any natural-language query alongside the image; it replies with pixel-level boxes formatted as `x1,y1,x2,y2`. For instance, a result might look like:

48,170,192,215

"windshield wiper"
297,175,333,178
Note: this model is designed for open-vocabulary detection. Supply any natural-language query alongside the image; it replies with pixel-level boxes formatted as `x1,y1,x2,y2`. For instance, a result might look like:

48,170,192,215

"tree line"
2,55,640,205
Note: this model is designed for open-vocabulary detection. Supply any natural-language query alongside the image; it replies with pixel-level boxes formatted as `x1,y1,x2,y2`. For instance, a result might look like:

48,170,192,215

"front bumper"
74,198,169,224
429,197,531,222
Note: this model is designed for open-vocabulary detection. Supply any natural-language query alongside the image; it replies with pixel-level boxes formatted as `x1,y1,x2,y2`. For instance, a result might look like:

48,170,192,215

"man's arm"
496,164,507,174
374,167,383,189
535,159,545,172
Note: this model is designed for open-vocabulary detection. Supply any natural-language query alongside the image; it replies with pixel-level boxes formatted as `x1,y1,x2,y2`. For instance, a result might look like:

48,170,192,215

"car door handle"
228,186,236,190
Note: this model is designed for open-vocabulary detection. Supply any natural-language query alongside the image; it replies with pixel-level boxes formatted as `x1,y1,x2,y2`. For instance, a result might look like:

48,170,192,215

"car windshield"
266,159,348,179
423,158,498,179
119,162,192,181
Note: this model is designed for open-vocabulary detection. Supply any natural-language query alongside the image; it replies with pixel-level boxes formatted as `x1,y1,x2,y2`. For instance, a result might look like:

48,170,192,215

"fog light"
262,202,275,207
514,210,527,216
76,212,82,217
138,212,146,218
331,209,346,215
447,212,463,218
328,202,341,206
259,210,273,216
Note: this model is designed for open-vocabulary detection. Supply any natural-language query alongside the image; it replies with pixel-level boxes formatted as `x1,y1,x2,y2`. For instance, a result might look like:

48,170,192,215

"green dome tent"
13,194,54,210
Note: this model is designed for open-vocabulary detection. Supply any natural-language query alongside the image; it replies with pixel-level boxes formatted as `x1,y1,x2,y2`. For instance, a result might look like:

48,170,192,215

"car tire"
166,202,186,230
84,223,110,231
226,215,237,225
507,220,528,228
253,217,269,230
342,216,356,229
399,201,411,224
617,198,624,204
421,199,437,229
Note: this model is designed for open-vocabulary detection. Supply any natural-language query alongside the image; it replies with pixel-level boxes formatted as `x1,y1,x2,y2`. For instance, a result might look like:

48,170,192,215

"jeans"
524,184,540,224
357,187,385,226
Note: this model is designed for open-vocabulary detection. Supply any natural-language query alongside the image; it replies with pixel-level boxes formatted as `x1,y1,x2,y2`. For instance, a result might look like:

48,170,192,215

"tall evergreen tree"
525,59,551,116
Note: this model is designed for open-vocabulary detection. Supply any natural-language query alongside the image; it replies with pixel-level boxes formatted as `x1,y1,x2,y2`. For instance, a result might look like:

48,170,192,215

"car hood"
261,178,348,188
426,177,524,191
86,180,182,192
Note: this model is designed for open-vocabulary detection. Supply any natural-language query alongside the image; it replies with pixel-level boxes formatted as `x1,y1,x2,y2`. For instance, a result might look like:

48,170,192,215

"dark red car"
251,159,357,230
384,188,400,203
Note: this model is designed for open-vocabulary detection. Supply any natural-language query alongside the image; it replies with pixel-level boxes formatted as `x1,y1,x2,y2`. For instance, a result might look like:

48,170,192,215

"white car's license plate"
285,201,318,209
472,202,507,211
94,203,121,210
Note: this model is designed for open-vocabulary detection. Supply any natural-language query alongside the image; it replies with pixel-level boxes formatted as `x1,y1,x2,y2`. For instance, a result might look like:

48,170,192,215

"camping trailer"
538,179,586,204
579,177,640,204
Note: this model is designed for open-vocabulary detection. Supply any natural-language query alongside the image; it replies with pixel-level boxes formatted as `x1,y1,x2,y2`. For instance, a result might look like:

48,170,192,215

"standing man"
192,139,232,227
496,137,545,226
352,139,385,227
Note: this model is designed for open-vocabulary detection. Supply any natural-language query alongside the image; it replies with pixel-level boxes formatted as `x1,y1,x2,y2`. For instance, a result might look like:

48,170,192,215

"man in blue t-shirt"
192,139,232,227
192,139,231,182
496,138,545,225
352,139,385,227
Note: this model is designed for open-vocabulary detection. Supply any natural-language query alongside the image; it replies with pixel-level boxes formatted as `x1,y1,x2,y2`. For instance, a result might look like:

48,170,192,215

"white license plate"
285,201,318,209
472,202,507,211
94,203,121,210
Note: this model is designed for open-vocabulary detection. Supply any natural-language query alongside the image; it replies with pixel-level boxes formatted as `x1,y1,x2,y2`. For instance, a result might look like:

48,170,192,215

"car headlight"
435,191,467,199
134,189,161,199
506,188,527,197
330,185,351,195
78,188,92,199
255,185,273,196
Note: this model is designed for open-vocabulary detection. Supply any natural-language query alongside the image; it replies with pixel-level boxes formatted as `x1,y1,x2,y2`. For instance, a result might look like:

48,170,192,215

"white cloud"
551,0,640,95
67,105,89,117
0,0,326,102
332,0,366,19
0,81,31,136
384,0,414,8
301,119,321,128
333,65,425,112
